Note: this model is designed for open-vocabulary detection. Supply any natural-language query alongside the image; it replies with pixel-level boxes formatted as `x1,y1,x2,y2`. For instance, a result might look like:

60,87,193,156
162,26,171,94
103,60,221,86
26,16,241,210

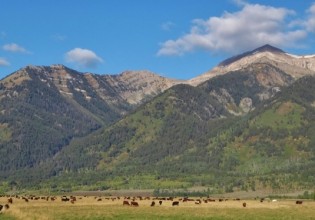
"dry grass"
1,196,315,220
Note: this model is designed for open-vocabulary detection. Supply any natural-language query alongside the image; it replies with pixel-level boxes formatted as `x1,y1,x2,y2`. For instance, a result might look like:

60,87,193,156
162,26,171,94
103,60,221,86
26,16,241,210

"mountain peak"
253,44,284,54
219,44,284,67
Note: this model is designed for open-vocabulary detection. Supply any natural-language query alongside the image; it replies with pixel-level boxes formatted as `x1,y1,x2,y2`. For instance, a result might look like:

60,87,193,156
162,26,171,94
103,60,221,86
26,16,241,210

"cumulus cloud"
305,3,315,32
3,43,30,53
65,48,103,68
0,57,10,66
157,3,307,56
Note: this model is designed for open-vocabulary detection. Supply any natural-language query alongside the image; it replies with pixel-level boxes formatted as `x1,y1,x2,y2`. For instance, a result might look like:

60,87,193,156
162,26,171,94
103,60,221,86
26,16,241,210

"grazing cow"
61,196,70,202
7,198,13,204
97,198,102,201
131,201,139,207
296,200,303,205
172,201,179,206
123,201,130,206
195,200,201,205
0,204,3,211
243,202,247,207
159,201,162,205
150,201,155,207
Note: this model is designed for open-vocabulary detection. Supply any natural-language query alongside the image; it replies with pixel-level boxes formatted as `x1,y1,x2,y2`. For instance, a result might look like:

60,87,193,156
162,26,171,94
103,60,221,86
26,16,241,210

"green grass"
253,101,305,130
2,197,315,220
0,214,16,220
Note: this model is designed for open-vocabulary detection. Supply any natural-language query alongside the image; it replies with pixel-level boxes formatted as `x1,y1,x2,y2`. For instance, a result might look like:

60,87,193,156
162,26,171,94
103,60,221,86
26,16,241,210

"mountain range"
1,44,315,193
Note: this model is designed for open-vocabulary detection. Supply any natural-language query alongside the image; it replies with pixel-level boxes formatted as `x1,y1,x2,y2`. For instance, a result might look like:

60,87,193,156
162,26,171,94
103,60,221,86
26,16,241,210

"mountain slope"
0,65,179,177
39,74,315,192
23,61,309,192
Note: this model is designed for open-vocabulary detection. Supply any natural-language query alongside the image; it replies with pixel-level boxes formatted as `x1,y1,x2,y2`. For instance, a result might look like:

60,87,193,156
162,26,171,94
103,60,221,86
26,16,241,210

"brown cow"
243,202,247,207
0,204,3,211
131,201,139,207
150,201,155,207
159,200,163,205
7,198,13,204
172,201,179,206
123,201,130,206
195,199,201,204
4,204,9,209
296,200,303,204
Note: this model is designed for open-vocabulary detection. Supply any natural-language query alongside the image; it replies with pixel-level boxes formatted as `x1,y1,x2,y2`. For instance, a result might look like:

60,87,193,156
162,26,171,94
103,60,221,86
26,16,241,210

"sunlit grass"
1,196,314,220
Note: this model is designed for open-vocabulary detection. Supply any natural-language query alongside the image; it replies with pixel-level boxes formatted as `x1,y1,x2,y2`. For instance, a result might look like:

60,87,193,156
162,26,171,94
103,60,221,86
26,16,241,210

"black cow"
61,196,70,202
0,204,3,211
159,200,163,205
150,201,155,207
296,200,303,205
172,201,179,206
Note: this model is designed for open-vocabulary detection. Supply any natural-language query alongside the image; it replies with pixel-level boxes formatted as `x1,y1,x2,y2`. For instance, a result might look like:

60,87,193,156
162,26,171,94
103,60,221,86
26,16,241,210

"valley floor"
1,195,314,220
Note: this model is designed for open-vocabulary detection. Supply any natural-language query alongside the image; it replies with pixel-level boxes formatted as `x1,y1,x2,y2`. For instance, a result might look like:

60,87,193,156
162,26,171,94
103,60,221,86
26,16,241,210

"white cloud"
65,48,103,68
305,3,315,32
0,57,10,66
3,43,30,54
157,3,307,56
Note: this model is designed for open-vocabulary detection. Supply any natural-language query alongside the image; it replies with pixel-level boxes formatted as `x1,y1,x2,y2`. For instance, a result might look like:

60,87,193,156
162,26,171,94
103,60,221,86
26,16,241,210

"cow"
159,200,163,205
0,204,3,212
195,199,201,205
296,200,303,205
7,198,13,204
123,201,130,206
131,201,139,207
243,202,247,207
150,201,155,207
61,196,70,202
172,201,179,206
4,204,9,210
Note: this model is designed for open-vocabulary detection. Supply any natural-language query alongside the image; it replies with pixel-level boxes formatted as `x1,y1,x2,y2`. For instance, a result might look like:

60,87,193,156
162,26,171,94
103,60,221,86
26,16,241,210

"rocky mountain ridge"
189,44,315,86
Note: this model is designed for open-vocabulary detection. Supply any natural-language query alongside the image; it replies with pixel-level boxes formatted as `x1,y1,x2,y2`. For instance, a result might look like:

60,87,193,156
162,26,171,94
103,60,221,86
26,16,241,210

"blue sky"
1,0,315,80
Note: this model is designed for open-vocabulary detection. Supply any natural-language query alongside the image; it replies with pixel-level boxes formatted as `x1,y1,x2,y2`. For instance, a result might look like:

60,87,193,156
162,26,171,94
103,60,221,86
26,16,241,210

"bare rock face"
239,97,253,113
111,70,182,105
1,65,182,108
189,44,315,86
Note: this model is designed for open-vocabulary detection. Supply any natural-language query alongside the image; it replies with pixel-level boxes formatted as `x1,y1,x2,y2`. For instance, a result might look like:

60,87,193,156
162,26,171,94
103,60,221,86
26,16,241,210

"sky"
1,0,315,80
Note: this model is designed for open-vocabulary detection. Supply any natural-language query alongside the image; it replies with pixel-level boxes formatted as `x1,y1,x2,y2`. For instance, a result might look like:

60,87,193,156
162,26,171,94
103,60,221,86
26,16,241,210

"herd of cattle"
0,194,305,213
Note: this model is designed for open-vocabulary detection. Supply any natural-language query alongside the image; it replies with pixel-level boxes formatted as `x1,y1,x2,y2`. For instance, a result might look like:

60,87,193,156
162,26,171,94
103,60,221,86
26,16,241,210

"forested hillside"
9,64,314,193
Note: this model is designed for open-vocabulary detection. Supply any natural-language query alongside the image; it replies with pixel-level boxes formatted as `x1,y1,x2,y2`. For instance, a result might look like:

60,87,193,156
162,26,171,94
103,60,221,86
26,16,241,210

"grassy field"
1,196,315,220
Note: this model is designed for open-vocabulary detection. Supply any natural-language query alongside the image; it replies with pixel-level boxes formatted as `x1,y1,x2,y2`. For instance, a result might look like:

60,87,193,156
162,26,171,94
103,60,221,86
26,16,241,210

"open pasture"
1,195,315,220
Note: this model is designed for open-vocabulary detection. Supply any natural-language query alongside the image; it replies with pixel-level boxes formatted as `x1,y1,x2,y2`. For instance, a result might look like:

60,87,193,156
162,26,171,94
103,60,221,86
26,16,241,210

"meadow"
1,195,315,220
